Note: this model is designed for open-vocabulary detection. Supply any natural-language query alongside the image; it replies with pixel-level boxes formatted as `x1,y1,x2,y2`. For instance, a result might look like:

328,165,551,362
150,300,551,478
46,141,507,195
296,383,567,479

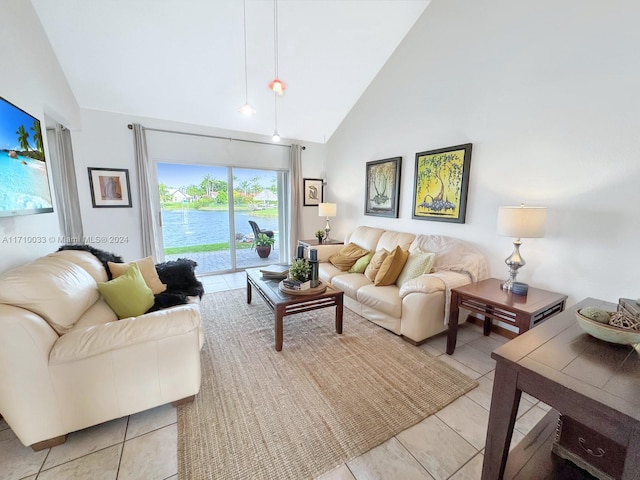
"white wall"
326,0,640,306
71,108,326,260
0,0,80,272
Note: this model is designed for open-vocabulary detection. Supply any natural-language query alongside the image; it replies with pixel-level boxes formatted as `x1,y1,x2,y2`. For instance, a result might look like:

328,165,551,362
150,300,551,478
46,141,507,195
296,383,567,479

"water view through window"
157,163,284,274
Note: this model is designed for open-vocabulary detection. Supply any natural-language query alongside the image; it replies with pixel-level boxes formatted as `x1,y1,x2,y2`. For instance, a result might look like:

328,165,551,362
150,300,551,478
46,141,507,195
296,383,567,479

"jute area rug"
177,288,478,480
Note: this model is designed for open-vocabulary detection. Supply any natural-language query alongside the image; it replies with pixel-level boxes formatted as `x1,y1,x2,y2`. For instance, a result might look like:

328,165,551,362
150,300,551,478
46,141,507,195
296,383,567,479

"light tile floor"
1,272,550,480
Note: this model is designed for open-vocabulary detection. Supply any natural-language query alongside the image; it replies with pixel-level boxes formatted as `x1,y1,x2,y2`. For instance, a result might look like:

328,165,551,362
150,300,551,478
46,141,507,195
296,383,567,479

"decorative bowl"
575,309,640,345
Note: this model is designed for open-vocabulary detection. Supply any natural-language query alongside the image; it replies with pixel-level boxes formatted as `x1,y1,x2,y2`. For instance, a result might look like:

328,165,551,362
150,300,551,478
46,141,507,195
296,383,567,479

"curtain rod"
127,124,305,150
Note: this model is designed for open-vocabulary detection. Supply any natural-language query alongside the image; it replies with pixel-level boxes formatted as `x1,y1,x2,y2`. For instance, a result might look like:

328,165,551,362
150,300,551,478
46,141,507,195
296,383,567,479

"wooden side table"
482,298,640,479
446,278,567,355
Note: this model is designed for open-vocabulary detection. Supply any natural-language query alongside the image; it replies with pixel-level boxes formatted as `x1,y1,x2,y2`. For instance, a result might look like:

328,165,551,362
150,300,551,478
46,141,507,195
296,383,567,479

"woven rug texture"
177,288,478,480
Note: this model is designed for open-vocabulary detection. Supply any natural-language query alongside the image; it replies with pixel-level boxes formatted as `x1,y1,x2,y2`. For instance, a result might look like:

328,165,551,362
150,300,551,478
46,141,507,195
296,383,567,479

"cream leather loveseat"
314,226,488,344
0,250,202,449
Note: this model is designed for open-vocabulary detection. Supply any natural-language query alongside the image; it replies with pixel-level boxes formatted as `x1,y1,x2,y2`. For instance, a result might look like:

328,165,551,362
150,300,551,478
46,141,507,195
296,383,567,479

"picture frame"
412,143,472,223
88,167,132,208
365,156,402,218
303,178,324,206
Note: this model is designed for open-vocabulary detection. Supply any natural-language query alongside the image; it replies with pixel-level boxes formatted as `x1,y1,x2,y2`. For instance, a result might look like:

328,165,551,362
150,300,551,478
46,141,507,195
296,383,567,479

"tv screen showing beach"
0,96,54,217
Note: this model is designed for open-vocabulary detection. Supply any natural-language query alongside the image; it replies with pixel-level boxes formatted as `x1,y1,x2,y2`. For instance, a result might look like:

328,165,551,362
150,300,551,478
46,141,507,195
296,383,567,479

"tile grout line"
115,415,130,479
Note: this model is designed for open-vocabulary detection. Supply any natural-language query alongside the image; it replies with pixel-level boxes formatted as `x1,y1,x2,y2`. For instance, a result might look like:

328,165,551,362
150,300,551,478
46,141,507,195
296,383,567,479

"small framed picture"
88,167,132,208
303,178,324,206
365,157,402,218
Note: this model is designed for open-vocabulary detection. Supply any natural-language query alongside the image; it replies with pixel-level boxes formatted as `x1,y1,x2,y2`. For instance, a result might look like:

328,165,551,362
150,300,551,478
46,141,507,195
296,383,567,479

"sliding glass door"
157,163,285,275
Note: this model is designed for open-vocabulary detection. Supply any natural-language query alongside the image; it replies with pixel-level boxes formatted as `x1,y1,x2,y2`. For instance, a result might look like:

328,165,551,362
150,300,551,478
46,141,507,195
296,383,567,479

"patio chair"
249,220,274,243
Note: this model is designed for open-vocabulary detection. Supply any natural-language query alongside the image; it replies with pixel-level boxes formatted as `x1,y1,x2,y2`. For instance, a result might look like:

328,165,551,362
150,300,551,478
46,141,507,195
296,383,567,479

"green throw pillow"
97,263,155,319
349,252,373,273
396,250,436,287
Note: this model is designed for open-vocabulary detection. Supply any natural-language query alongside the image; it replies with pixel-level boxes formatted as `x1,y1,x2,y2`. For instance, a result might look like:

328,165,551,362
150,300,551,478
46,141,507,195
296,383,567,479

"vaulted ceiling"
31,0,430,144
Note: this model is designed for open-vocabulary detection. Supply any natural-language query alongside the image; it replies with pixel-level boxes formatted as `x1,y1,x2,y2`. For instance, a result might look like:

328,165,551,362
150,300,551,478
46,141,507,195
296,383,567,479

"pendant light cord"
273,0,279,78
243,0,249,101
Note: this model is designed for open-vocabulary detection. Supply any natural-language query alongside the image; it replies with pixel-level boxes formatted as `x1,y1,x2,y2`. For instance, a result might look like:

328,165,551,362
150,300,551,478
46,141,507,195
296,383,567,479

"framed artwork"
303,178,324,206
365,156,401,218
412,143,472,223
88,167,132,208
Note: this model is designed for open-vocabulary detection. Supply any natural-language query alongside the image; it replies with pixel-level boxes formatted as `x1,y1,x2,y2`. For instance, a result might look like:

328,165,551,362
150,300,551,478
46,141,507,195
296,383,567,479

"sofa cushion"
49,250,109,283
396,250,436,288
374,246,409,286
376,230,416,253
329,243,370,271
331,273,373,298
347,226,385,252
364,249,389,282
357,284,402,318
97,264,155,319
0,256,99,335
108,257,167,294
73,297,119,330
348,252,373,273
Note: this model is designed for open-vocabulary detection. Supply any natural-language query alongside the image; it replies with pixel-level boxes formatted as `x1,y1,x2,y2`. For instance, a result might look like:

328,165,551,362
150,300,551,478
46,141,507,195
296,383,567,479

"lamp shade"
497,206,546,238
318,203,337,217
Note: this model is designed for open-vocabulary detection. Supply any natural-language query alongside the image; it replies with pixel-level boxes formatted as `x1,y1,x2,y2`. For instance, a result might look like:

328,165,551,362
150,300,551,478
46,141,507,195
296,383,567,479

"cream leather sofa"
314,226,488,344
0,250,202,450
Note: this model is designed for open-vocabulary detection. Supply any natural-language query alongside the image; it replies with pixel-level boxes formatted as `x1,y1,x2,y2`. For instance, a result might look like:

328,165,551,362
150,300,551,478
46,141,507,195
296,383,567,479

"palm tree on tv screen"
16,124,31,152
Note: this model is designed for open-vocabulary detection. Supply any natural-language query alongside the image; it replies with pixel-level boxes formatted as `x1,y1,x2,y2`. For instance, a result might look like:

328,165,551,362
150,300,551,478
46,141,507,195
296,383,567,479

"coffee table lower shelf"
246,268,344,351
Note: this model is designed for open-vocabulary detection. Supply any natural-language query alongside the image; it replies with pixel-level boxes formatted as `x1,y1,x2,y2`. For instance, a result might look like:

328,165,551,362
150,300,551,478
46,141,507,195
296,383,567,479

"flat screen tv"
0,95,54,217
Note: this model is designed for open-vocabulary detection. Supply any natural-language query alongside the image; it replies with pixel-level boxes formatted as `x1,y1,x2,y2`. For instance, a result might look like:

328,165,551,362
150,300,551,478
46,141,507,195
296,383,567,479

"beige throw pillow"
108,257,167,294
364,249,389,282
396,250,436,287
374,246,409,286
329,243,370,271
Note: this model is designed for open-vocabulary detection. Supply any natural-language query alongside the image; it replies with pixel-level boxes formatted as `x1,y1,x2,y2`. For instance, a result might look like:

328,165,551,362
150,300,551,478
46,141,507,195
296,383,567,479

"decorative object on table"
253,233,275,258
260,264,289,280
618,298,640,319
315,229,325,244
365,156,401,218
412,143,472,223
303,178,324,206
296,244,305,260
309,249,319,287
289,257,311,282
87,167,132,208
575,308,640,345
318,202,337,241
510,282,529,296
497,204,547,292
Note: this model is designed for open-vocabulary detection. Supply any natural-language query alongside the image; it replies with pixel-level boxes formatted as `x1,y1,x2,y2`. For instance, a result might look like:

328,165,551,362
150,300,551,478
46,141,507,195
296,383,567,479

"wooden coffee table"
246,268,344,351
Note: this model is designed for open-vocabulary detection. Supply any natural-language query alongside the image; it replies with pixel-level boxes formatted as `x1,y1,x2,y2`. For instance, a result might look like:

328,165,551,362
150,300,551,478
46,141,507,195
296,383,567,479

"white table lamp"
318,203,337,241
497,204,546,291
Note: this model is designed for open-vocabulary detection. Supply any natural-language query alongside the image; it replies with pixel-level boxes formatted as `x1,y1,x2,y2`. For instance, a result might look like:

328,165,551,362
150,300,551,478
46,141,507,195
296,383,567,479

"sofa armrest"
50,303,201,365
309,244,344,262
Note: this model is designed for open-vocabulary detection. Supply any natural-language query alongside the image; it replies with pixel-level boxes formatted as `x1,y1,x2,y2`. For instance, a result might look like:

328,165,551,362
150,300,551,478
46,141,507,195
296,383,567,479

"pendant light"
239,0,256,115
268,0,286,96
272,94,280,142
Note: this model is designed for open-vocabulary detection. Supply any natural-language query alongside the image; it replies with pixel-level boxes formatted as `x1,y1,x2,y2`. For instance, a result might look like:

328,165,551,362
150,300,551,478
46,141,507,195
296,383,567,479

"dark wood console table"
482,298,640,479
447,278,567,354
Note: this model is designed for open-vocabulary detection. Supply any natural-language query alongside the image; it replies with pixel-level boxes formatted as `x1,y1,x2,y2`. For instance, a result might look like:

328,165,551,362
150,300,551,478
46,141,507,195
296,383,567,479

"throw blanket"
57,245,204,311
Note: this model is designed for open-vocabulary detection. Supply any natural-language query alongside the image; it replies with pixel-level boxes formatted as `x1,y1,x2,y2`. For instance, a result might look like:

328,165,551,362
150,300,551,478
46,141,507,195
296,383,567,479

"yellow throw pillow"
97,263,155,319
374,246,409,286
396,250,436,287
364,249,389,282
329,243,370,271
108,256,167,294
348,252,373,273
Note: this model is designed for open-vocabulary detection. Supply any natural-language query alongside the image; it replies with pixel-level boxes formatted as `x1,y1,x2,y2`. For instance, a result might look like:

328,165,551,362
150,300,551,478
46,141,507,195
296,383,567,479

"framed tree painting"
88,167,132,208
365,157,401,217
303,178,324,206
412,144,472,223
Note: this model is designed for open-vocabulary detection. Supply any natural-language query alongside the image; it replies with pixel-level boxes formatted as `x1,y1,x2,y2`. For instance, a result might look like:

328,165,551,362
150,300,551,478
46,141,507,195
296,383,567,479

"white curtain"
288,144,303,259
132,124,161,259
48,125,83,242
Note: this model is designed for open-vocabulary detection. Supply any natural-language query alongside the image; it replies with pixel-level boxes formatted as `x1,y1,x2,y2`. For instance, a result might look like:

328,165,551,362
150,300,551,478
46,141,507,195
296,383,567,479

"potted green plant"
289,258,311,282
315,229,325,244
253,233,275,258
